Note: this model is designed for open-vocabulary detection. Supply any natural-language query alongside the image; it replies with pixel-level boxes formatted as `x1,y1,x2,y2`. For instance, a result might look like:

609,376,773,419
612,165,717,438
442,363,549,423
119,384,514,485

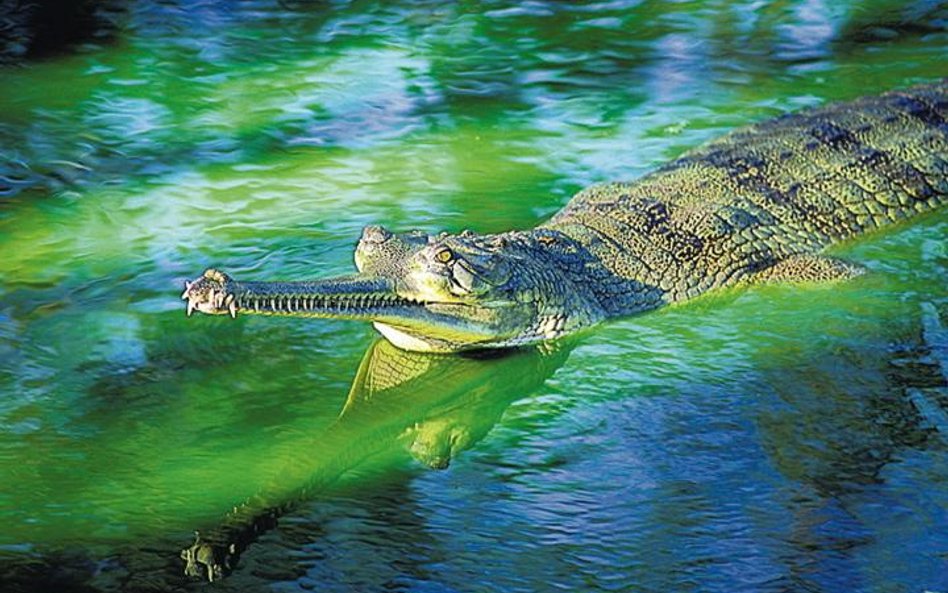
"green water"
1,1,946,591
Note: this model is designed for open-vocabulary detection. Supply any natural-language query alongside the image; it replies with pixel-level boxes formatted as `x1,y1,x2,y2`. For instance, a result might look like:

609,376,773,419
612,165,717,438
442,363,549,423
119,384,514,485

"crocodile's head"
349,225,599,351
183,226,604,352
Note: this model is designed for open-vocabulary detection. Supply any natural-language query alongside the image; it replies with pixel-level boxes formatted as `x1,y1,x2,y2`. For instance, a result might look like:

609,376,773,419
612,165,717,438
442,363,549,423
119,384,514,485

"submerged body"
183,81,947,351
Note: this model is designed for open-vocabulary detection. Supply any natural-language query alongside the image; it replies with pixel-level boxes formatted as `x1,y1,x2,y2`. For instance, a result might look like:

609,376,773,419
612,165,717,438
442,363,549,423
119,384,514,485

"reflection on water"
0,337,570,588
0,1,946,592
208,295,944,593
179,338,571,582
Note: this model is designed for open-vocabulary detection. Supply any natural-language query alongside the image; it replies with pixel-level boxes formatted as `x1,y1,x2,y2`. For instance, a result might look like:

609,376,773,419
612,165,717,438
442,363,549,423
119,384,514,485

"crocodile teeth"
225,294,237,319
181,281,192,300
186,298,196,317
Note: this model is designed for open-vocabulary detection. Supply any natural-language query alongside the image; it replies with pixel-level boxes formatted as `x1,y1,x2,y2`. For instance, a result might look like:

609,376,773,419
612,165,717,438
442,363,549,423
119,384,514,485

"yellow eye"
435,248,454,263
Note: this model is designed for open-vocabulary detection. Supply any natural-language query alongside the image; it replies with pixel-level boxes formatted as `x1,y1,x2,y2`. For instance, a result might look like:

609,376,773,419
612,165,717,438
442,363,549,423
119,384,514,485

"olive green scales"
183,81,947,352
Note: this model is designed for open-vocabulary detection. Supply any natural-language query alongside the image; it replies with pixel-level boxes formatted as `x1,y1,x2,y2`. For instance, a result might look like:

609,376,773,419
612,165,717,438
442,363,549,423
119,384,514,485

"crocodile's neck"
512,228,667,319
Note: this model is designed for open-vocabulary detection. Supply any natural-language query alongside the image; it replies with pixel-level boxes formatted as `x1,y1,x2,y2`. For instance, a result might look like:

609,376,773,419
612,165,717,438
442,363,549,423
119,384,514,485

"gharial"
182,80,947,352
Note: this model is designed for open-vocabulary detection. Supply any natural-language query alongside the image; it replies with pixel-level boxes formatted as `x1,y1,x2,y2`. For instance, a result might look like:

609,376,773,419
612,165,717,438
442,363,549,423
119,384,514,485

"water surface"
1,1,946,591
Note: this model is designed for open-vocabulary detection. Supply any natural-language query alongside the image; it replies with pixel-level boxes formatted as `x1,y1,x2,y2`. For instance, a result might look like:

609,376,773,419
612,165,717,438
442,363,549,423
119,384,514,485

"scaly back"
543,80,947,303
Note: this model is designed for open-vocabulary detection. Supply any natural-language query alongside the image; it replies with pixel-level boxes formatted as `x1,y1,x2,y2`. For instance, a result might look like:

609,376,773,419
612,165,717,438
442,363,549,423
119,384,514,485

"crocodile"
182,80,947,352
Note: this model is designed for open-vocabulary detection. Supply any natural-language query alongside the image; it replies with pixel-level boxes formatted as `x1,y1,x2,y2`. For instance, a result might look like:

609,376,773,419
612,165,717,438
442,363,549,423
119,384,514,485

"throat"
372,322,442,352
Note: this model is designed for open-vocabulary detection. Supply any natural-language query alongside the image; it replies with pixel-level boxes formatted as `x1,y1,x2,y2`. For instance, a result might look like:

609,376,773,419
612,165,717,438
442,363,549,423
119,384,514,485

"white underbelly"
372,322,437,352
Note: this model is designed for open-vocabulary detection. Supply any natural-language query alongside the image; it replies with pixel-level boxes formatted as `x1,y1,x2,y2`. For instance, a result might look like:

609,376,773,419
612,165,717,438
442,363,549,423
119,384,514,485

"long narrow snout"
181,268,520,351
182,268,425,319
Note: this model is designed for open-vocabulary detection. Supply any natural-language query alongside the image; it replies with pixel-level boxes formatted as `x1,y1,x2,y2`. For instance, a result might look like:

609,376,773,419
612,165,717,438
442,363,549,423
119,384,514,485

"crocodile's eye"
435,248,454,264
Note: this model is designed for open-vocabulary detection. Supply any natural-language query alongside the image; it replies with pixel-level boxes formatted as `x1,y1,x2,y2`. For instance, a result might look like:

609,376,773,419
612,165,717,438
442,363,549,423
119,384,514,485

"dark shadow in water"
176,338,573,582
834,0,948,49
747,301,947,592
0,0,123,62
756,303,945,496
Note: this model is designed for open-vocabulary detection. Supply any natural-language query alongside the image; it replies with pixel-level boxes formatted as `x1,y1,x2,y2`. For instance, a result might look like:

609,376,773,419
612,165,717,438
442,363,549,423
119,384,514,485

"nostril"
361,225,392,244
